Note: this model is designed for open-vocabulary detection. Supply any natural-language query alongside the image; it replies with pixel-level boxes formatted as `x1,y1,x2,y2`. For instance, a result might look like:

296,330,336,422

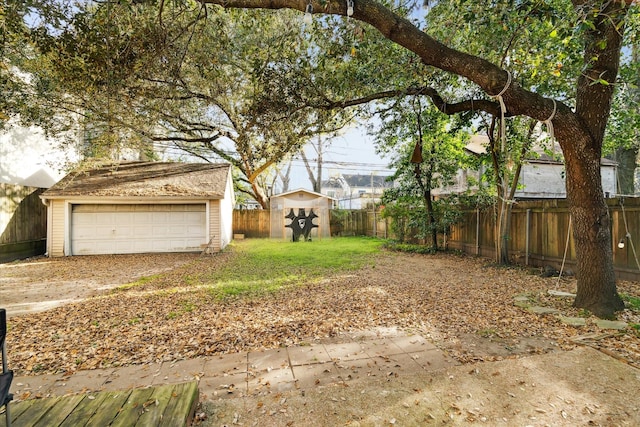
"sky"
286,125,393,191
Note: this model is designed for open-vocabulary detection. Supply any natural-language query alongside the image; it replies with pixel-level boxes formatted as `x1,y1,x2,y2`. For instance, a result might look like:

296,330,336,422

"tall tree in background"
26,2,356,208
300,135,331,193
1,0,68,128
376,97,468,249
605,40,640,195
486,116,538,264
426,0,582,265
202,0,638,318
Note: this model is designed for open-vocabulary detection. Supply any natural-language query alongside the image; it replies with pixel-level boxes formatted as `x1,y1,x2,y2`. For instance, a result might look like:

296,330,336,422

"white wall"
517,162,617,198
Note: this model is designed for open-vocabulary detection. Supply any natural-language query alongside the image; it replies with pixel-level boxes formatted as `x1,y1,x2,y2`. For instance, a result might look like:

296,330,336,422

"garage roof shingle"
42,161,231,199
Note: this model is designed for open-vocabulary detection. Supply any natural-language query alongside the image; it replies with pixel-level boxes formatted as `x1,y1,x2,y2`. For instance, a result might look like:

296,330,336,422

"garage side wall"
218,171,235,249
48,199,66,257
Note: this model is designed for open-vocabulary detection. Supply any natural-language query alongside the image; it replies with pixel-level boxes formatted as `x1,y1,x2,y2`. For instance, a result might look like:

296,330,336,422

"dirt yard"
0,253,200,316
2,247,640,425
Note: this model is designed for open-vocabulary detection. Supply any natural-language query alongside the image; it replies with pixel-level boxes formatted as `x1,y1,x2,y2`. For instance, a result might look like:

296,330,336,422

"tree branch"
312,86,502,116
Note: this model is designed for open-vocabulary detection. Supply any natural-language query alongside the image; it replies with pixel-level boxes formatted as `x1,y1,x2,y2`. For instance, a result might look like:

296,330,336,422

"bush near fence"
234,198,640,281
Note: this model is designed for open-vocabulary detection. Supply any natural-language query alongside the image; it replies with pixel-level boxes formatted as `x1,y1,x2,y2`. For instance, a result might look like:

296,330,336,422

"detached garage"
40,161,234,256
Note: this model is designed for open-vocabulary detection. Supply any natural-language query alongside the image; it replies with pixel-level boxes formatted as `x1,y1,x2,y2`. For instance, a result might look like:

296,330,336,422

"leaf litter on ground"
5,241,640,376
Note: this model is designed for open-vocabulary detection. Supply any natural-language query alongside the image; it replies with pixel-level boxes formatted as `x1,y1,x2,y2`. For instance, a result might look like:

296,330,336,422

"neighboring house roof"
340,174,394,188
526,156,617,166
41,161,231,199
272,188,335,200
322,177,346,189
465,135,489,155
464,135,617,167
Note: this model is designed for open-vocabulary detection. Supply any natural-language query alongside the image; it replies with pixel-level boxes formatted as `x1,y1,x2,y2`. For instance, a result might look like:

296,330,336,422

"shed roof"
41,161,231,199
271,188,334,200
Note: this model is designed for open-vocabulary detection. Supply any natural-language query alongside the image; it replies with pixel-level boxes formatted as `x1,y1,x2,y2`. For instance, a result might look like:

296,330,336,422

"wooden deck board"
83,390,133,426
137,382,196,426
59,392,111,427
12,396,61,427
158,382,199,427
8,381,199,427
34,395,85,427
7,397,38,423
108,387,158,427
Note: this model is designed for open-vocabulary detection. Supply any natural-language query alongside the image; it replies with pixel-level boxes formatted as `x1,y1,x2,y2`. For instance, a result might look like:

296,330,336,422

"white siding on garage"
49,199,66,257
70,204,206,255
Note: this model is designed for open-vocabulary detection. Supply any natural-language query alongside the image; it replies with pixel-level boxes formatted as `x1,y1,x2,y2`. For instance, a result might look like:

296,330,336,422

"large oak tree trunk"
562,130,624,317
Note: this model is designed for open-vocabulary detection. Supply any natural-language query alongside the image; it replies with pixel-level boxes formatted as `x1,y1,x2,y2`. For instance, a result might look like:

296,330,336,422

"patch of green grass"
577,308,592,318
478,328,497,338
181,301,196,313
115,274,161,291
203,237,383,298
621,294,640,311
383,241,436,254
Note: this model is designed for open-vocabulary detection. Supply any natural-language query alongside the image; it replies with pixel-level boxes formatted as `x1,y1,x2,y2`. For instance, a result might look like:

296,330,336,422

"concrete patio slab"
323,341,369,362
334,357,382,382
248,367,296,396
291,362,342,389
202,352,247,377
198,371,247,400
11,373,62,399
152,358,206,385
287,344,331,365
368,352,426,378
52,368,114,394
358,337,404,357
248,348,290,373
101,363,156,391
389,334,438,353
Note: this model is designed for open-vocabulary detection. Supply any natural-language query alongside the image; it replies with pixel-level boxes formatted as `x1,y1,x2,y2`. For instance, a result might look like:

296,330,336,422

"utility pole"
371,172,376,237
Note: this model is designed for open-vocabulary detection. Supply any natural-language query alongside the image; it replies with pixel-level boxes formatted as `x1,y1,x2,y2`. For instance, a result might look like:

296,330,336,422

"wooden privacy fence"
446,198,640,281
233,209,387,239
0,184,47,262
234,199,640,281
233,209,271,238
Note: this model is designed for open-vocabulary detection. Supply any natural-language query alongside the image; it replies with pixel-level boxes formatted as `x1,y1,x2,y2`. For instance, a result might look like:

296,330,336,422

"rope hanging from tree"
555,214,572,289
489,72,513,264
620,198,640,270
490,70,511,152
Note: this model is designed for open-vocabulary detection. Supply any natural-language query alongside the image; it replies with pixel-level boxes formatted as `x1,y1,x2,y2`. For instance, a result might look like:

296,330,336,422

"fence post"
475,208,480,256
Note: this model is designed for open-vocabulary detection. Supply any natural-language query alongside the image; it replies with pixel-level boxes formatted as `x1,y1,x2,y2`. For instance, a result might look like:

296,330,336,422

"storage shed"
40,161,234,256
270,189,334,240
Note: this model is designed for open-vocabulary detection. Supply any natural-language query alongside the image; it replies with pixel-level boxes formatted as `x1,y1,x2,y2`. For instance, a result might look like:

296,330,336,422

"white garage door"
71,204,206,255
